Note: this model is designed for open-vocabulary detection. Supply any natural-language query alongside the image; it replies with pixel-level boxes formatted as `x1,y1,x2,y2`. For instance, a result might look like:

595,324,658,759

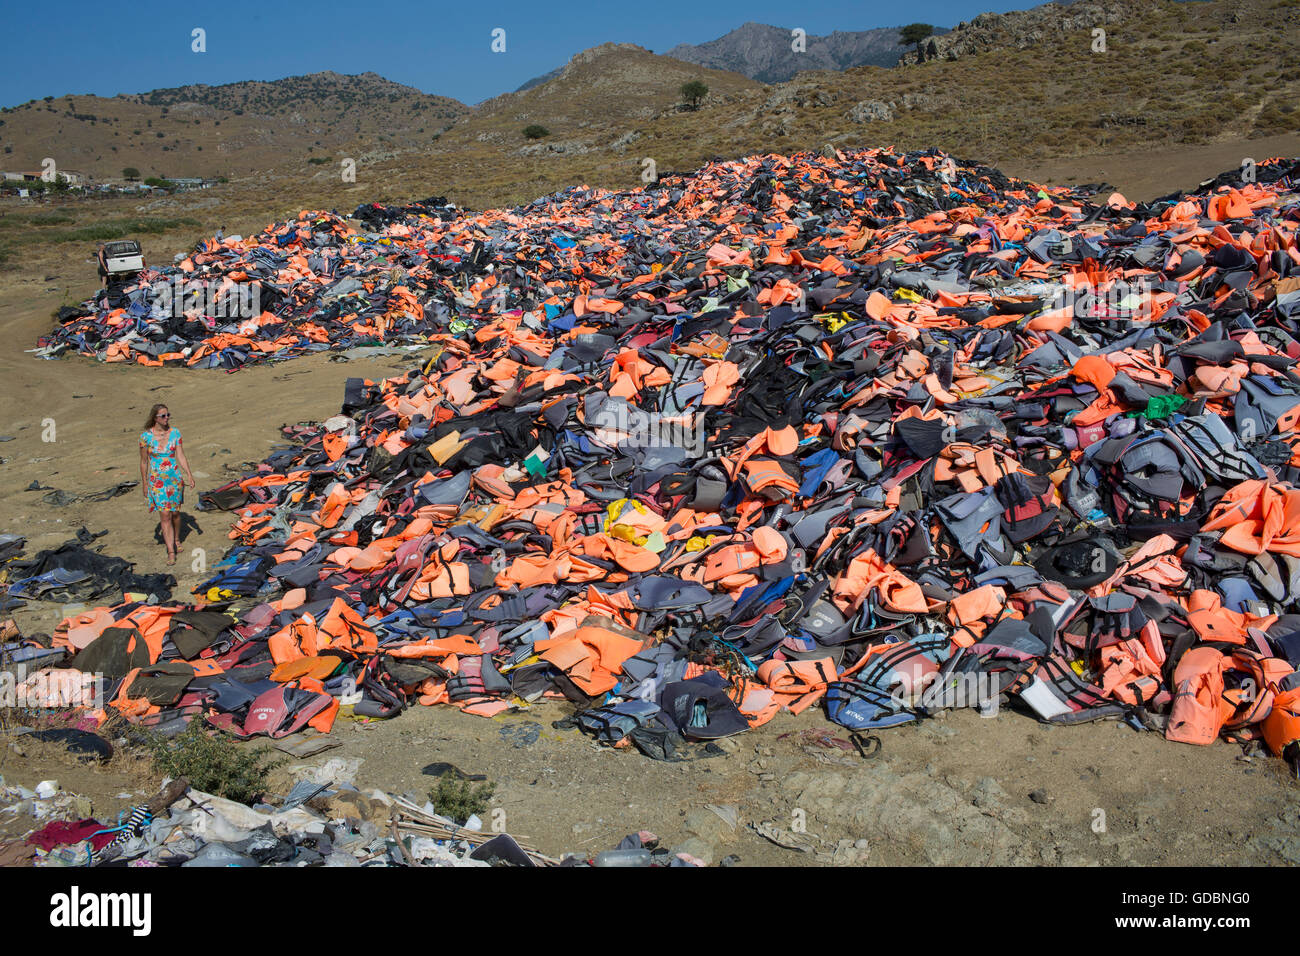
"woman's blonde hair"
144,404,169,429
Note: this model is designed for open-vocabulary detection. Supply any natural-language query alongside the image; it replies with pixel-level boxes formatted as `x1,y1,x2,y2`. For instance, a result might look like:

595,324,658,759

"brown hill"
238,43,763,211
0,71,467,182
458,43,761,153
341,0,1300,208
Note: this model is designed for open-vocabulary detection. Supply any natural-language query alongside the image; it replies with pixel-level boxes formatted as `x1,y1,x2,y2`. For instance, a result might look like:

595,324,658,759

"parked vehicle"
100,239,145,280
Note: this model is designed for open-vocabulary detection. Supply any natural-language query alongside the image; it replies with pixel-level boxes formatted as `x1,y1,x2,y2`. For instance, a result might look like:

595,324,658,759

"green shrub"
428,776,496,824
308,157,330,165
522,124,550,140
149,721,284,805
680,80,709,110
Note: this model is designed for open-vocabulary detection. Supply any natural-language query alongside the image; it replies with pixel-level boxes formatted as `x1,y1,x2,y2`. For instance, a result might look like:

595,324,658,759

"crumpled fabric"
26,819,116,852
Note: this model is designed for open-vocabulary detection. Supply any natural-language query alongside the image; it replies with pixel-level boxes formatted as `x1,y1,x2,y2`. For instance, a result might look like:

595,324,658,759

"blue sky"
0,0,1044,107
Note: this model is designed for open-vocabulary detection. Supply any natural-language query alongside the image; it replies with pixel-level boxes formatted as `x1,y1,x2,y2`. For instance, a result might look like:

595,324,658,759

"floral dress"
140,427,184,513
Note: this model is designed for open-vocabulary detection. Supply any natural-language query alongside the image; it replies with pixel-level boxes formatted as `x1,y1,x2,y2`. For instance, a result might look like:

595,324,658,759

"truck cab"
100,239,145,281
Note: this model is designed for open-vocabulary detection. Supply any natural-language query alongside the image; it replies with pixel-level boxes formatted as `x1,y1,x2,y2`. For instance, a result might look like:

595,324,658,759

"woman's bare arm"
175,436,195,486
139,441,149,497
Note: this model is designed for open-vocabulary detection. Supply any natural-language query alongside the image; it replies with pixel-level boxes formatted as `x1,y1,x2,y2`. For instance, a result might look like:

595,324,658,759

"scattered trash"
20,729,114,762
35,781,60,800
703,803,739,830
470,832,536,866
498,720,541,748
272,734,342,758
593,847,651,867
751,818,824,853
421,762,488,781
4,529,172,603
280,779,335,811
291,756,363,787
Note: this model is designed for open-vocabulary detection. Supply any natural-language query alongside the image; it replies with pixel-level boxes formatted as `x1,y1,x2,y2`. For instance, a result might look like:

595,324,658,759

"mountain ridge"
664,20,952,83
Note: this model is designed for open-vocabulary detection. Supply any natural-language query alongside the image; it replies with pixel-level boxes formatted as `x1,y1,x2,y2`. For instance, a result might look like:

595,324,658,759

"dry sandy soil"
2,139,1299,866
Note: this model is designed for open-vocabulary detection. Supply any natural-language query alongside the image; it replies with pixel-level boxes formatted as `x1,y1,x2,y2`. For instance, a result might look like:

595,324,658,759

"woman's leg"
160,509,176,560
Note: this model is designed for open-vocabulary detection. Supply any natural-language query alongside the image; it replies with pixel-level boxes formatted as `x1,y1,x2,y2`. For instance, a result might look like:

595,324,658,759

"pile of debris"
26,146,1300,773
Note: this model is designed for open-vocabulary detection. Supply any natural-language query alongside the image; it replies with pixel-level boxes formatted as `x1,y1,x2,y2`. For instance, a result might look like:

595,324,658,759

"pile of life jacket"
39,145,1300,771
40,198,478,369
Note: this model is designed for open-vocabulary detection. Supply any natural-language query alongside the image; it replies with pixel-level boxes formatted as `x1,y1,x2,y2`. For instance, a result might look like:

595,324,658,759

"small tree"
522,124,550,140
899,23,935,62
680,80,709,111
122,166,140,181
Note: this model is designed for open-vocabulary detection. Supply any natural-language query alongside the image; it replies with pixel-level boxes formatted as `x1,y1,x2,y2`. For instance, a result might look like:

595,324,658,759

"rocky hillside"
901,0,1153,63
664,21,951,83
0,72,467,181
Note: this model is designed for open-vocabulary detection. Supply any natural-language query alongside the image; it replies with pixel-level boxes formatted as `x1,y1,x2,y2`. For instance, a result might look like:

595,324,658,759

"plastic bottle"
593,848,652,867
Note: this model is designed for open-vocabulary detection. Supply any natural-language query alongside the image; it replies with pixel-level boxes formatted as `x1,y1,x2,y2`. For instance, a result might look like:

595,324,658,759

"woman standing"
139,404,195,565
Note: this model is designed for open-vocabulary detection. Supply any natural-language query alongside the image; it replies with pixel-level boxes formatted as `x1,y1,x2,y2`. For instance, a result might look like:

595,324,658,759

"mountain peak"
665,22,949,84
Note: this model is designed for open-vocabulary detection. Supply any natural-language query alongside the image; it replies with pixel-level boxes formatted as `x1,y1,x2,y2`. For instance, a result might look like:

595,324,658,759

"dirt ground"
1004,132,1300,203
2,139,1300,866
